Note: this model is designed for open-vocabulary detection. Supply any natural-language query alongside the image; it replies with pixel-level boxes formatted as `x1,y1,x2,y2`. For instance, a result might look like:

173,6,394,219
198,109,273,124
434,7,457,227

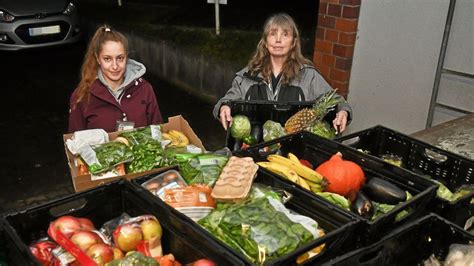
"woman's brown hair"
73,24,129,107
247,13,313,84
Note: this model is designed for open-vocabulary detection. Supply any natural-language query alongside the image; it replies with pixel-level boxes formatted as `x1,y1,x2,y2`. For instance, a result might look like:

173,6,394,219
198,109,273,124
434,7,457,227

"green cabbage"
230,115,251,139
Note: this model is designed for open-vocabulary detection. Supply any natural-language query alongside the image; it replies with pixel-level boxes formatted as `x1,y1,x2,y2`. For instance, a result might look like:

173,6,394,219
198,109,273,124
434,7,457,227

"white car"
0,0,81,51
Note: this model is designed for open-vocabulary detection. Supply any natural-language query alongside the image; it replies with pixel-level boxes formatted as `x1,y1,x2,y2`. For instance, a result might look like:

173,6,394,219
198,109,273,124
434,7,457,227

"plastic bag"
66,129,109,155
199,185,319,264
263,120,286,142
119,125,162,145
109,214,164,257
445,243,474,266
126,138,164,173
177,150,229,187
79,140,134,175
116,125,166,173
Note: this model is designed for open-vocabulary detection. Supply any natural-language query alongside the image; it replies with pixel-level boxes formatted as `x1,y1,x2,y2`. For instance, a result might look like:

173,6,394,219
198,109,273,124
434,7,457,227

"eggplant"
363,177,407,205
349,191,374,219
250,122,263,144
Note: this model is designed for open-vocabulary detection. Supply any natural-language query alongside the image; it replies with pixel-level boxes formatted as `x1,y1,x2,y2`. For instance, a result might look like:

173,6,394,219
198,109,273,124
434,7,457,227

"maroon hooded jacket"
68,77,163,133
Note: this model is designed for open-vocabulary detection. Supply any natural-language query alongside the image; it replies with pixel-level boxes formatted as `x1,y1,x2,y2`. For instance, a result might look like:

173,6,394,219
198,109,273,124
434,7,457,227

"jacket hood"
98,59,146,90
0,0,69,16
122,59,146,87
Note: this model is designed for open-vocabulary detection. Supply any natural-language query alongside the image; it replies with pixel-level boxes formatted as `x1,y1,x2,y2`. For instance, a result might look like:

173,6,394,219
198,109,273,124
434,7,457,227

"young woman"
68,25,162,132
213,13,352,132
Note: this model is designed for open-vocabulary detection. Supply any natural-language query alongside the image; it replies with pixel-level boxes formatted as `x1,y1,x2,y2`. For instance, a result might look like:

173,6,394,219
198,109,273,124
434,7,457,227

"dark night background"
0,0,319,213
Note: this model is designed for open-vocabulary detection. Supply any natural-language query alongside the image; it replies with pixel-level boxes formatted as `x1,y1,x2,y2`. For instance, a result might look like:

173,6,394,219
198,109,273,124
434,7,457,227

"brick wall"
314,0,361,99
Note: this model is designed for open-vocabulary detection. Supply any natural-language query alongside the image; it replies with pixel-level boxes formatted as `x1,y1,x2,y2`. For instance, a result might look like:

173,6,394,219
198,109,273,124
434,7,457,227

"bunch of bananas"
162,130,189,147
257,153,327,193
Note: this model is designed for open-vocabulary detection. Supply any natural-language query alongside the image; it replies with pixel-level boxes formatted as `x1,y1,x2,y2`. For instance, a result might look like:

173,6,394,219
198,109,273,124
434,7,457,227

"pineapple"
284,90,341,134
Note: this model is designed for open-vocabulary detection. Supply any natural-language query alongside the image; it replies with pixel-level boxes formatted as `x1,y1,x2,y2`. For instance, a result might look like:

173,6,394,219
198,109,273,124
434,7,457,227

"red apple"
53,216,82,237
77,218,95,231
114,224,143,252
112,247,124,260
70,230,101,251
29,240,57,264
140,219,162,240
86,243,114,265
193,259,216,266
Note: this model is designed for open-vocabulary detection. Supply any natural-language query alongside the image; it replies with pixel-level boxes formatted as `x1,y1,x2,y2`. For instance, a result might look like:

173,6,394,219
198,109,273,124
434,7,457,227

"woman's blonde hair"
73,24,129,107
248,13,312,84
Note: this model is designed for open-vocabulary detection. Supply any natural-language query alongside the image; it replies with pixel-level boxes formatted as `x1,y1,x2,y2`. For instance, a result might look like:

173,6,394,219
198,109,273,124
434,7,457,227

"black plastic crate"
323,213,474,265
235,131,438,242
132,166,362,265
225,100,336,151
2,179,244,265
0,218,11,266
336,125,474,226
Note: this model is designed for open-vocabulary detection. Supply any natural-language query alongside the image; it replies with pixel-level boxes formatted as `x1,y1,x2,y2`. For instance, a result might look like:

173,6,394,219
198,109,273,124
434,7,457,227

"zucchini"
363,177,407,204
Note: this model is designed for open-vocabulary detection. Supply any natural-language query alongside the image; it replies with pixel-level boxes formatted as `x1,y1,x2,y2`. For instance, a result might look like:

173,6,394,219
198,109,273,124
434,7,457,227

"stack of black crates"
336,125,474,226
1,101,473,265
226,101,474,265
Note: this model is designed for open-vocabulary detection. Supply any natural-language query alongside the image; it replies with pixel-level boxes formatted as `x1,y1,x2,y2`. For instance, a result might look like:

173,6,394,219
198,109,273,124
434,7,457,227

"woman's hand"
219,105,232,130
333,110,348,134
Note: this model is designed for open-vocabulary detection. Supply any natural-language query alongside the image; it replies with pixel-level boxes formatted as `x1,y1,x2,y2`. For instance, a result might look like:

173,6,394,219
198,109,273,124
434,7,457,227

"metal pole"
215,0,220,35
426,0,456,128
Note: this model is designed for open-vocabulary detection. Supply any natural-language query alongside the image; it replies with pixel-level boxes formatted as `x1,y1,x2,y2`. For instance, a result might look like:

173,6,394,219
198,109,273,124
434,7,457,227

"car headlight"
63,2,76,16
0,10,15,22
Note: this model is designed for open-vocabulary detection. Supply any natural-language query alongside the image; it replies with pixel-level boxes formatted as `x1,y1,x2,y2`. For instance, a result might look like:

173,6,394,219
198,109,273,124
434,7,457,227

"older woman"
213,13,352,133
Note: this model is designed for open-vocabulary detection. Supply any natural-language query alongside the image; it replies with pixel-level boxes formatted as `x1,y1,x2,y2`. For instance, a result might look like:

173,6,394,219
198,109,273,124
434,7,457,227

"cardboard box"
63,115,205,192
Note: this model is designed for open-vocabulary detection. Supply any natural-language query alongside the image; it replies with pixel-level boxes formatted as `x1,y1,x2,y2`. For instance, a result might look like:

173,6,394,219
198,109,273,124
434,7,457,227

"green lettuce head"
230,115,251,140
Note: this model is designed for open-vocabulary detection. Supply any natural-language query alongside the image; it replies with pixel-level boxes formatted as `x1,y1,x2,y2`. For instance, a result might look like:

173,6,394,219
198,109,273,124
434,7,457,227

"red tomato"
299,159,313,169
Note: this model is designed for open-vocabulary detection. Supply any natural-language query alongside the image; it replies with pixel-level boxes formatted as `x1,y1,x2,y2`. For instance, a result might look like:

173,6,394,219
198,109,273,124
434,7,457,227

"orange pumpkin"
315,152,365,196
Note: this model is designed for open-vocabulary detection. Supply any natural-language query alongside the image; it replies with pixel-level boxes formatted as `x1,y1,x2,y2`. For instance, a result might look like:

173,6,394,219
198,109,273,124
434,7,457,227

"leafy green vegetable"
119,126,158,145
372,191,413,221
381,154,403,167
230,115,251,140
308,121,336,139
125,137,164,173
178,153,229,187
118,126,166,174
452,186,474,202
433,180,455,201
87,141,133,174
159,146,189,166
198,188,318,264
263,120,286,142
316,192,350,210
423,176,474,202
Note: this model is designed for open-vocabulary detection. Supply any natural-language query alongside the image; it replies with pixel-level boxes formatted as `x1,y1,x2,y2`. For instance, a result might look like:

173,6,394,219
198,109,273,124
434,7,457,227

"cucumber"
363,177,407,204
